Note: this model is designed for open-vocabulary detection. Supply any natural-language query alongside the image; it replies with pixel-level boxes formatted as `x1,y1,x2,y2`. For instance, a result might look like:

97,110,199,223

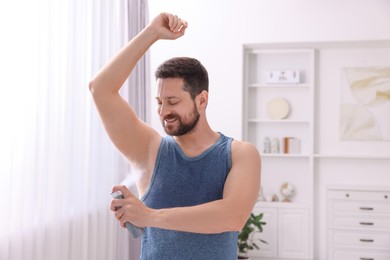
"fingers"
110,188,141,228
110,188,130,227
113,206,127,228
112,184,132,198
114,206,125,220
110,185,134,212
120,216,129,228
167,13,187,33
110,199,122,212
153,12,188,40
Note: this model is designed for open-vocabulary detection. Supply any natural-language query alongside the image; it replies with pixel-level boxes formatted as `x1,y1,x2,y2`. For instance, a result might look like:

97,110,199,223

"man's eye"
169,101,179,105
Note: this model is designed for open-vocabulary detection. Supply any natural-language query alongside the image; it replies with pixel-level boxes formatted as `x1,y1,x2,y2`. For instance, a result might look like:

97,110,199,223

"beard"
162,104,200,136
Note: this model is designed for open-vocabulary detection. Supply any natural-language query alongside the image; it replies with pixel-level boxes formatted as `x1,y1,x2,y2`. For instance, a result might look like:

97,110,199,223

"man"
89,13,261,259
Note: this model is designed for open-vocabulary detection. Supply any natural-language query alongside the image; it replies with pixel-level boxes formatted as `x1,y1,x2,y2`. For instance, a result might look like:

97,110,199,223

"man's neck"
173,128,220,158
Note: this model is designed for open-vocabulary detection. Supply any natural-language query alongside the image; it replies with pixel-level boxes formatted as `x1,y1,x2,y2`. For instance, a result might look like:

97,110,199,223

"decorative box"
266,70,300,84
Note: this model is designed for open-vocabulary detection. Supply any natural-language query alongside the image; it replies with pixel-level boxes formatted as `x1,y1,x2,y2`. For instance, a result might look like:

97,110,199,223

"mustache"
163,113,180,120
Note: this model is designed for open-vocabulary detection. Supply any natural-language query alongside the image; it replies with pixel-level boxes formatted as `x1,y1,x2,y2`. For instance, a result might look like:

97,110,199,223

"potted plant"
237,212,267,259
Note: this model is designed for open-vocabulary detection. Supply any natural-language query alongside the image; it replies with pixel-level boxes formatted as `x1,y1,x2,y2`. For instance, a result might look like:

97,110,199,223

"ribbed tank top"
140,133,238,260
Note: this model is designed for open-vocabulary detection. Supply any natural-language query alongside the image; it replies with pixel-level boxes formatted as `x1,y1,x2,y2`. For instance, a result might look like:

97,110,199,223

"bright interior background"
1,1,389,259
148,1,390,259
148,0,390,139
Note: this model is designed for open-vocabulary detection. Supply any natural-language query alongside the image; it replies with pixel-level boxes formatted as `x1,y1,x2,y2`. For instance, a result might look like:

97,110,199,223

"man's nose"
158,104,170,117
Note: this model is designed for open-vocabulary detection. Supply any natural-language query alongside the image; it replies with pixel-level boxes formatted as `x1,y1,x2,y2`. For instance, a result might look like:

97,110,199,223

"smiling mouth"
164,117,177,124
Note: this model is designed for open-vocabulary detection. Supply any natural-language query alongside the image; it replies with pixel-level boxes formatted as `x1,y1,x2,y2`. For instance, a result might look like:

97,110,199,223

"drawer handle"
360,258,374,260
359,207,374,211
359,222,374,226
360,238,374,243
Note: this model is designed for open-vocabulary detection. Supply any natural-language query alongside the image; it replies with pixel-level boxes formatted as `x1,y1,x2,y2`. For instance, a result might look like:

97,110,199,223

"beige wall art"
340,67,390,141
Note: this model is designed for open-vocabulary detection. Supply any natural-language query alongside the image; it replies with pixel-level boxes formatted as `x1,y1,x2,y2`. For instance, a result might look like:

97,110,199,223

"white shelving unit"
242,40,390,260
243,46,315,259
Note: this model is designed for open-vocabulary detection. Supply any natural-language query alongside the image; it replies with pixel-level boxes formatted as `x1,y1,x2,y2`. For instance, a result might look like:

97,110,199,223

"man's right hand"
148,13,188,40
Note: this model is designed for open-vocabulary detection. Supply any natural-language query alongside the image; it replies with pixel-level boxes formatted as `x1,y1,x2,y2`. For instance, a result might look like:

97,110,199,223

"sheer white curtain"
0,1,149,260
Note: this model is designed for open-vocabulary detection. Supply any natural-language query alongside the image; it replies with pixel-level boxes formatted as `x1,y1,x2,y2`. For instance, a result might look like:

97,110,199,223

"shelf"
247,48,314,54
261,153,311,159
314,154,390,160
248,83,311,88
248,119,310,124
254,201,311,209
328,184,390,191
260,153,390,160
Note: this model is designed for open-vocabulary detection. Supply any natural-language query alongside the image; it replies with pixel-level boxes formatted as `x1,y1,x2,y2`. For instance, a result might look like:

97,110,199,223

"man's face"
156,78,200,136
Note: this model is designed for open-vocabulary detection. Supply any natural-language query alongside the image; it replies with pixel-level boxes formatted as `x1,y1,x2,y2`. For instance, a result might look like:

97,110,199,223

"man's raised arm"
89,13,187,163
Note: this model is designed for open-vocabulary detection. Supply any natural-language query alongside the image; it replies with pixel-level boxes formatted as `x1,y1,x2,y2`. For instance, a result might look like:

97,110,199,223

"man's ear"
198,90,208,109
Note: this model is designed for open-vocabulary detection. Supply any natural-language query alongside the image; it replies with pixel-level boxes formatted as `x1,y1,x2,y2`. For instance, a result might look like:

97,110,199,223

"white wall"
148,1,390,259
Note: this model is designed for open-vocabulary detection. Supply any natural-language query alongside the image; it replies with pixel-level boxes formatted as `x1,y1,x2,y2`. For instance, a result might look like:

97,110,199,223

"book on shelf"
283,137,301,154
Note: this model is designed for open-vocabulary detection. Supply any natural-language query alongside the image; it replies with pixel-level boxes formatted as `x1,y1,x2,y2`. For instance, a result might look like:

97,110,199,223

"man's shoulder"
230,139,261,173
231,139,260,157
231,138,257,149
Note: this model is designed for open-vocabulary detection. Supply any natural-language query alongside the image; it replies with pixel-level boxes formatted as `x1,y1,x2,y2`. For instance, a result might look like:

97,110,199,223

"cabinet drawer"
332,216,390,230
331,201,390,214
331,249,390,260
330,231,390,249
328,190,390,202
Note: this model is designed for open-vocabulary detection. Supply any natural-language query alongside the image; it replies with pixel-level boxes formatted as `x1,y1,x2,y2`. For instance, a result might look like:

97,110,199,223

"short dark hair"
155,57,209,100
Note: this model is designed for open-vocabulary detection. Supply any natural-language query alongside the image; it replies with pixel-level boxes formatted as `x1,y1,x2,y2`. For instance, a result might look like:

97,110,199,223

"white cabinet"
249,202,311,259
243,45,315,259
278,208,310,259
250,205,278,258
328,186,390,260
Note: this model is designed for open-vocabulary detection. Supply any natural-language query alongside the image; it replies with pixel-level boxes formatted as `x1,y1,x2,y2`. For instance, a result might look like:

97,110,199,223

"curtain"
0,1,149,260
121,1,150,259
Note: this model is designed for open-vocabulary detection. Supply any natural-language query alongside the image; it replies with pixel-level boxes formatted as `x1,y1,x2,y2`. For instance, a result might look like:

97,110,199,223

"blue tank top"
140,133,238,260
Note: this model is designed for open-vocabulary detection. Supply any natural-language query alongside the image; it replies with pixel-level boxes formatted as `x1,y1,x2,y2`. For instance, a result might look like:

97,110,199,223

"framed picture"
340,67,390,141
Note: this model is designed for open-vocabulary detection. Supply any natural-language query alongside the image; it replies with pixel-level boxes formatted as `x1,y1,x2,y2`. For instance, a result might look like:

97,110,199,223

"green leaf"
237,211,268,253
